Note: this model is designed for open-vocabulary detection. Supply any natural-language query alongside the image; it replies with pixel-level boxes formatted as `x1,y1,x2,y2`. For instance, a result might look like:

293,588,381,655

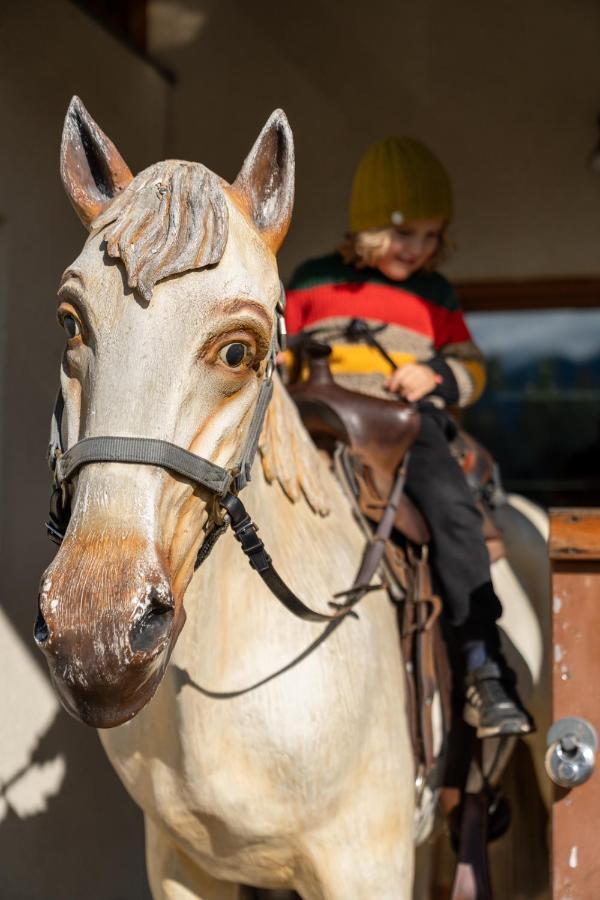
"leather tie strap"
219,458,409,624
220,493,358,622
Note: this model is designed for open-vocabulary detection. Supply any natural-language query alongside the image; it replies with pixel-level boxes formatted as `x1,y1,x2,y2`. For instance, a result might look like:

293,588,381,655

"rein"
45,286,394,624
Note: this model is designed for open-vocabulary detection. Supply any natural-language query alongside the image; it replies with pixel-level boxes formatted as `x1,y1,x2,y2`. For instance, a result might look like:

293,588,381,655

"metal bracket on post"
545,716,598,788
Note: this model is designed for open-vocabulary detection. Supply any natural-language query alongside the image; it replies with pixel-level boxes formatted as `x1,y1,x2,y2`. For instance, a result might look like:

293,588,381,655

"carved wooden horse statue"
37,97,417,899
37,98,548,899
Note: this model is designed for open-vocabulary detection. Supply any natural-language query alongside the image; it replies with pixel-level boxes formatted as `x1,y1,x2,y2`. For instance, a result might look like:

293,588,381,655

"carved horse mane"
93,161,229,302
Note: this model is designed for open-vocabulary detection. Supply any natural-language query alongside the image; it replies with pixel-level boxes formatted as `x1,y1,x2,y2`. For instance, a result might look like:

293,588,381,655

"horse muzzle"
34,535,185,727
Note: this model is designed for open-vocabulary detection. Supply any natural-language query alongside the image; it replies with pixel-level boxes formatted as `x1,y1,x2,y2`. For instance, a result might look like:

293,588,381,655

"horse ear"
61,96,134,230
231,110,295,253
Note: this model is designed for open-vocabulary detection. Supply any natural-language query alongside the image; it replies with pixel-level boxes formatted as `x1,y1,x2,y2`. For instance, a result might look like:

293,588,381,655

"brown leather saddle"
289,344,503,556
290,345,430,545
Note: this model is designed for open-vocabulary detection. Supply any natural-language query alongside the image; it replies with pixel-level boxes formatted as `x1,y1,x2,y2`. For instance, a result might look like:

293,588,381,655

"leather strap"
230,375,273,492
45,282,399,624
341,452,410,594
48,388,64,470
344,318,397,372
56,435,232,495
220,493,352,622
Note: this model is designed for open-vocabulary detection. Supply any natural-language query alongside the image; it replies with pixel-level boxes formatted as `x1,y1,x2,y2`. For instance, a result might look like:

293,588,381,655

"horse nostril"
129,588,174,654
34,609,49,644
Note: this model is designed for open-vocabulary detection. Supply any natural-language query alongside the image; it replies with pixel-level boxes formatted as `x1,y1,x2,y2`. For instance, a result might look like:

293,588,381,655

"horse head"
35,97,294,728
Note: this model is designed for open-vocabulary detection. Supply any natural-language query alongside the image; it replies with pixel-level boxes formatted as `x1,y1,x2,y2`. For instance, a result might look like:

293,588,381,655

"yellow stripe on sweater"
329,345,416,374
282,344,416,375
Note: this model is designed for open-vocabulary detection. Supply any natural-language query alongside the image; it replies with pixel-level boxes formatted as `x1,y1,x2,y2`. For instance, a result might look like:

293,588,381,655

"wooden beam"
456,278,600,312
549,509,600,562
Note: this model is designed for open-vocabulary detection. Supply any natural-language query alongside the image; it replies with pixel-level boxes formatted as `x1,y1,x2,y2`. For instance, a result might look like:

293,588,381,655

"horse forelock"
91,160,229,302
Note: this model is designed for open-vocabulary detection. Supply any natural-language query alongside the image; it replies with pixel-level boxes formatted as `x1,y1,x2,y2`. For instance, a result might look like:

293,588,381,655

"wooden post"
549,509,600,898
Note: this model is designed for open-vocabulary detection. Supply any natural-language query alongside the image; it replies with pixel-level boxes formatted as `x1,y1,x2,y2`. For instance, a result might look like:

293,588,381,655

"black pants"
404,405,502,649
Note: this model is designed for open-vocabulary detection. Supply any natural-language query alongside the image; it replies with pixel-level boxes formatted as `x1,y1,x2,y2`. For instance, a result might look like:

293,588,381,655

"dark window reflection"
463,309,600,506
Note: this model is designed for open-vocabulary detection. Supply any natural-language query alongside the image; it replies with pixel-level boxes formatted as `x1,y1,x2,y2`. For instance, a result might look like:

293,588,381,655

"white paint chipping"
569,845,578,869
553,595,562,614
554,644,563,663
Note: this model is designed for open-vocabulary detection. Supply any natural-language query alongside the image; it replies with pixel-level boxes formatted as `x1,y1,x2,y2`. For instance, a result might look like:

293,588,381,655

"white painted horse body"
39,98,415,898
102,393,415,897
39,98,549,899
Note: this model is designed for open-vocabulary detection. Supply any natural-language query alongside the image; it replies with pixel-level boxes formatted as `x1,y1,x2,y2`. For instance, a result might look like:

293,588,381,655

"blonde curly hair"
337,225,451,271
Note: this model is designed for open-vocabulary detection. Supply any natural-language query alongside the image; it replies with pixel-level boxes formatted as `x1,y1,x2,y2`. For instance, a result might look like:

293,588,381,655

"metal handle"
545,716,597,788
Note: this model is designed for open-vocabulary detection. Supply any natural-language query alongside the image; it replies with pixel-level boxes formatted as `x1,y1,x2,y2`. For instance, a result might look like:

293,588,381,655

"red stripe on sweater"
285,282,472,349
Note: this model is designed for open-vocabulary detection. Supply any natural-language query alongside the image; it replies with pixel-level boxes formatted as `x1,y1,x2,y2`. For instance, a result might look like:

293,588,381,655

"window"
463,308,600,506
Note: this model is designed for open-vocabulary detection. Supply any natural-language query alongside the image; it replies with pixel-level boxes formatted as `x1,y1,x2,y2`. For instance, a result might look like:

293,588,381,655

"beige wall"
157,0,600,282
2,1,600,897
0,2,167,897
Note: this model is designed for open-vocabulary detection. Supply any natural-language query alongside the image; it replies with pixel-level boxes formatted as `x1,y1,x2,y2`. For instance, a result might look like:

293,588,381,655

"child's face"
375,217,445,280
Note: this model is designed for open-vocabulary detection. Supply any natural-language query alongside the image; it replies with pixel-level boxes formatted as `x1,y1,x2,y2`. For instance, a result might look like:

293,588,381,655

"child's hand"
384,363,440,402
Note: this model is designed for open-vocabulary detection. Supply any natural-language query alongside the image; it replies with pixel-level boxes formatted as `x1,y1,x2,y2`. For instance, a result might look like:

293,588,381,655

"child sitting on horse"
284,136,533,738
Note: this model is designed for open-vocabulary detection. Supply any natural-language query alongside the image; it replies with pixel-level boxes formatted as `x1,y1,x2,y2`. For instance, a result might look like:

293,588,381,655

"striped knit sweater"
285,253,485,407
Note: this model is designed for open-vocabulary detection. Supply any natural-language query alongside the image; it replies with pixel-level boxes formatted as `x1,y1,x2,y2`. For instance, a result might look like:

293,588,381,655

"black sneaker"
464,661,535,738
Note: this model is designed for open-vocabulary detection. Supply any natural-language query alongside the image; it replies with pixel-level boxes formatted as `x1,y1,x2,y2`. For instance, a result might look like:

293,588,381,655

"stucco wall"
2,1,600,897
0,2,167,897
158,0,600,283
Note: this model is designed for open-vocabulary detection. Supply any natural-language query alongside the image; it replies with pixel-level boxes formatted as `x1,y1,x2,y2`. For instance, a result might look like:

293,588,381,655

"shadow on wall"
0,711,151,900
0,0,173,895
0,612,150,899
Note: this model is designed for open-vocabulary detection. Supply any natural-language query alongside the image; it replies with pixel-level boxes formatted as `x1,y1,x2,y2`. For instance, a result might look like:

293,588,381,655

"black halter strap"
45,287,401,624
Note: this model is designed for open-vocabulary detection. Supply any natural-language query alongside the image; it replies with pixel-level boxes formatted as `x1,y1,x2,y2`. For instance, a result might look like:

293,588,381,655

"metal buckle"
46,519,65,545
277,282,286,314
276,313,287,352
47,444,62,473
275,283,287,352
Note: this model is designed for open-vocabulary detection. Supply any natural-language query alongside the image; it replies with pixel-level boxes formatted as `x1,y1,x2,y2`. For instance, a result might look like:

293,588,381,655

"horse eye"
219,342,250,368
61,313,81,340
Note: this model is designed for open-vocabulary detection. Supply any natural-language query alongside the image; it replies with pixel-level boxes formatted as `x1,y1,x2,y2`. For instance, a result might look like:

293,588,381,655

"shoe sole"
463,704,535,739
476,721,535,739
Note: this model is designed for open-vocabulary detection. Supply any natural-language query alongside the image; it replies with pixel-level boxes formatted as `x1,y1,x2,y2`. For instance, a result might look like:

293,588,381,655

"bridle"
46,285,397,623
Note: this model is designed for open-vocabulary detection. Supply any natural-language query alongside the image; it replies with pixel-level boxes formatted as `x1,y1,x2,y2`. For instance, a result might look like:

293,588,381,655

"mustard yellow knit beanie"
349,136,453,233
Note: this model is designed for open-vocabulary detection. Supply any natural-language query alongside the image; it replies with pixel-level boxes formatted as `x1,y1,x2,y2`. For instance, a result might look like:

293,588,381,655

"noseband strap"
56,435,232,494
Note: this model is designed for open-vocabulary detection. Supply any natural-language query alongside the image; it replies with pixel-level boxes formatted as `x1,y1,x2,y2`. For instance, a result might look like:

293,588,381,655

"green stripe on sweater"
288,253,460,311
